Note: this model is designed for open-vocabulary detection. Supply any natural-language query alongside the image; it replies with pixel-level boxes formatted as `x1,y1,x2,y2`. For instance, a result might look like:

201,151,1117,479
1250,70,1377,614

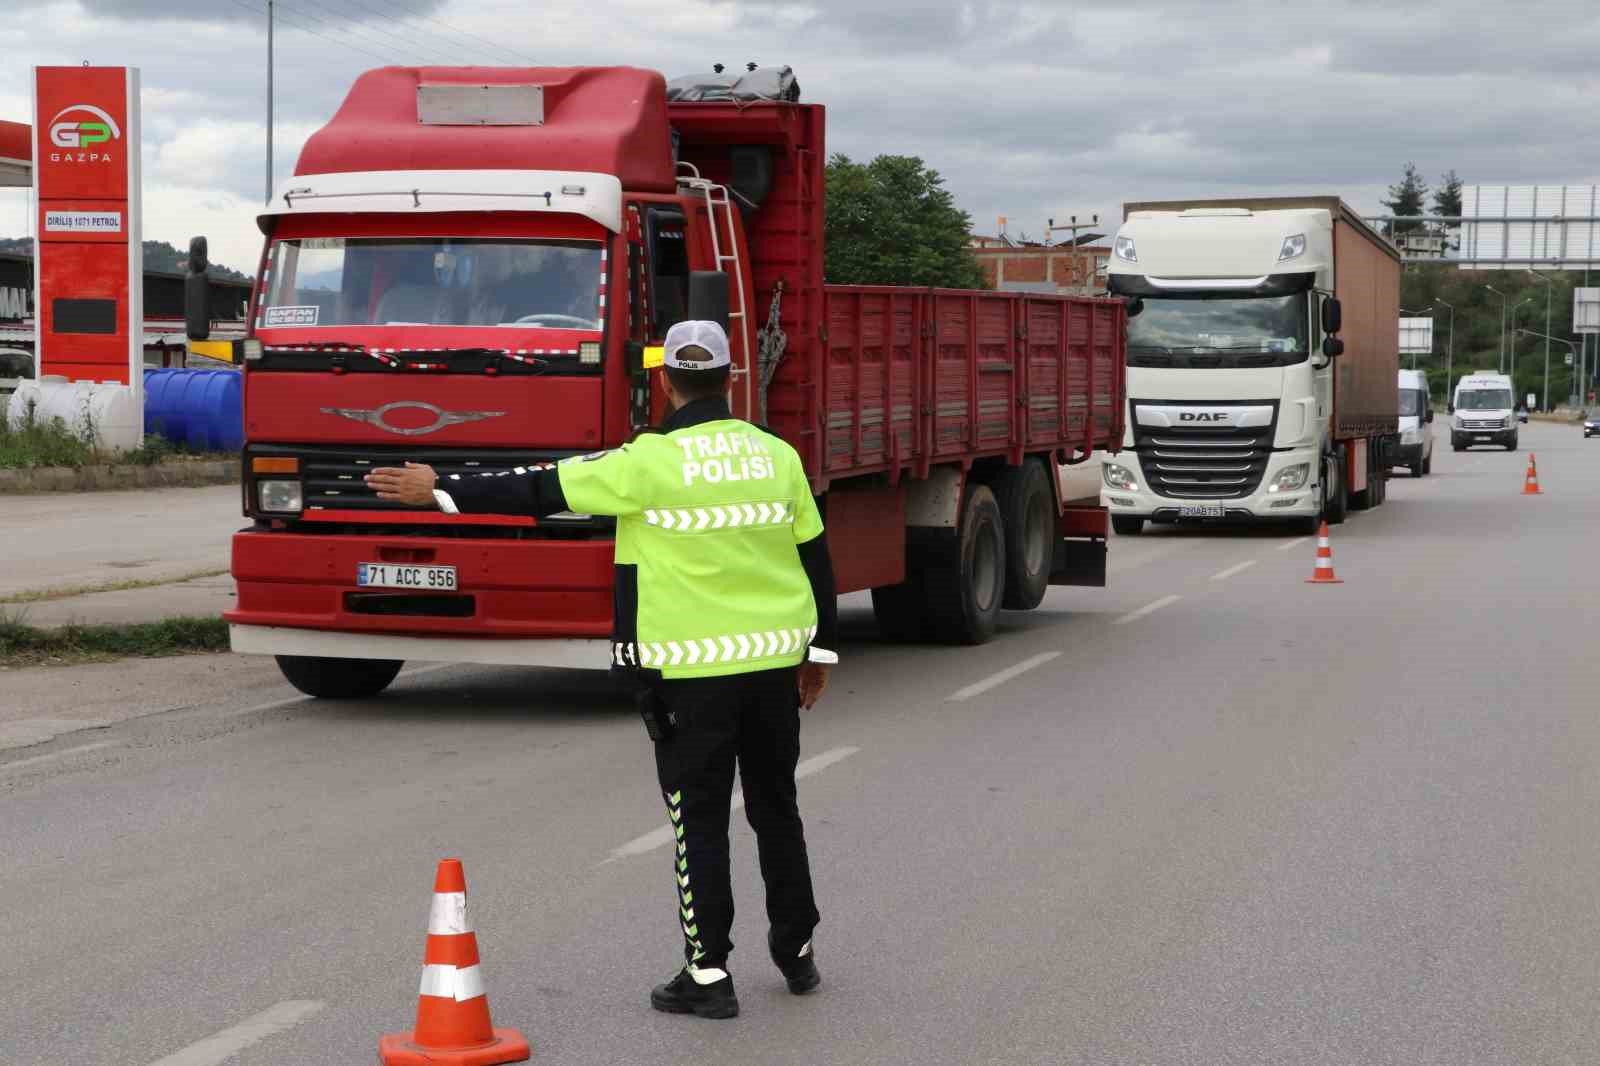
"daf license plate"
1178,504,1225,519
357,563,457,591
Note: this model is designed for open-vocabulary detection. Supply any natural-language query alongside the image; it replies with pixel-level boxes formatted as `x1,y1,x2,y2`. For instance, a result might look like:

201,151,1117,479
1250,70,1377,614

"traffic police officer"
366,320,837,1020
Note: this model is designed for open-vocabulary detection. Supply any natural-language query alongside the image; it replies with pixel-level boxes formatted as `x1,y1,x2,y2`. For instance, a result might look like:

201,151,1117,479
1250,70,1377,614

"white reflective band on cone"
428,891,472,935
419,963,485,1002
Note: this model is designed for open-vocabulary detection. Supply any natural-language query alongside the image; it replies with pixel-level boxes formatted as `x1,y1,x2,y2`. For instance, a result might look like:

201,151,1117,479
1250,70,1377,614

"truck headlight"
258,479,304,513
1266,463,1309,493
1114,235,1137,262
1278,233,1307,261
1103,462,1139,491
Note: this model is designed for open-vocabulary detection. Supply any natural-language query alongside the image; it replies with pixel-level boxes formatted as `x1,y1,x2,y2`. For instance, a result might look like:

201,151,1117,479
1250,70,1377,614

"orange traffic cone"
1305,521,1343,584
1522,453,1542,495
379,859,531,1066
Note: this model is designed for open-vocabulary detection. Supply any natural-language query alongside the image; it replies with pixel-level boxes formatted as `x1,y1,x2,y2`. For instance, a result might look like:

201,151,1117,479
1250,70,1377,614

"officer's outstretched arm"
432,463,570,517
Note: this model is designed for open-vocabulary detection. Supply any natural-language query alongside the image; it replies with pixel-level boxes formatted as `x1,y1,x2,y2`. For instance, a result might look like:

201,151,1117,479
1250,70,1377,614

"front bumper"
1452,426,1515,446
1390,441,1426,467
1100,450,1319,522
226,528,614,639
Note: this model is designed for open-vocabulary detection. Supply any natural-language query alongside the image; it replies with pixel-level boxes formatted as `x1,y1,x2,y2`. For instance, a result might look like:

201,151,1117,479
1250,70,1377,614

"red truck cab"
208,65,1124,698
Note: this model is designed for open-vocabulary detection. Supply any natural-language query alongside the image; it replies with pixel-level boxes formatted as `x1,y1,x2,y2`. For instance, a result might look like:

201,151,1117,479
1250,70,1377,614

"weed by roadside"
0,614,230,667
0,400,226,469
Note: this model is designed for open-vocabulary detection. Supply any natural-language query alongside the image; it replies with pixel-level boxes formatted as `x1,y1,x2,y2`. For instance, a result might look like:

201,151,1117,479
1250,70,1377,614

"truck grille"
1132,410,1276,500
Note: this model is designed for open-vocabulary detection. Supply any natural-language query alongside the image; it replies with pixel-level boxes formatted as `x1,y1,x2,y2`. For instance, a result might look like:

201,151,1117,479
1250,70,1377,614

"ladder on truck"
678,167,755,420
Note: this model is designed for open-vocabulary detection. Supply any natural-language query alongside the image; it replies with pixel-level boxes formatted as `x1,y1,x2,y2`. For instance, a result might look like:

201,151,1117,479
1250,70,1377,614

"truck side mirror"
1321,296,1342,335
1321,337,1344,358
185,235,211,341
687,271,730,330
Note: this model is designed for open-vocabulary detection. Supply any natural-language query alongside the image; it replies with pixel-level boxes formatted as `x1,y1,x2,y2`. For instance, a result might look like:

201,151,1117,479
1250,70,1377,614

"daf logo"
320,400,506,436
1179,411,1229,422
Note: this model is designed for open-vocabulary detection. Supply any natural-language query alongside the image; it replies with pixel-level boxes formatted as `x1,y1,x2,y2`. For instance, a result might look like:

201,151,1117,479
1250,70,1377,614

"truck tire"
925,484,1006,645
992,460,1053,610
1324,451,1347,526
275,655,403,699
1112,516,1144,536
871,582,928,642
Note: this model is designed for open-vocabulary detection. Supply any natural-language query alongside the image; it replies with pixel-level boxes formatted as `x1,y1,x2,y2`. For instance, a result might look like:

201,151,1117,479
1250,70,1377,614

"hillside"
0,237,251,283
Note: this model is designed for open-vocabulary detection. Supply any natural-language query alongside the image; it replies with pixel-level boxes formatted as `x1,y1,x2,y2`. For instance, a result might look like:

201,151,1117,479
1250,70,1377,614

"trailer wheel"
992,460,1053,610
275,655,403,699
1324,451,1348,526
925,484,1006,645
870,582,928,642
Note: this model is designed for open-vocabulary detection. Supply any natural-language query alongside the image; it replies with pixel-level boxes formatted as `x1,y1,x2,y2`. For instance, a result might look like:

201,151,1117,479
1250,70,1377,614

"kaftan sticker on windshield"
263,305,319,327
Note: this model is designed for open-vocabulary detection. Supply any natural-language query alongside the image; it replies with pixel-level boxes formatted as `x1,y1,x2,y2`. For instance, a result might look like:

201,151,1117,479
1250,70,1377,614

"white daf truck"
1102,197,1401,534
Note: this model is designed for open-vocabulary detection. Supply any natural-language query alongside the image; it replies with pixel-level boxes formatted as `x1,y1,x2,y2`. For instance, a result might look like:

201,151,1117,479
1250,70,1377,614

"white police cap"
662,320,731,370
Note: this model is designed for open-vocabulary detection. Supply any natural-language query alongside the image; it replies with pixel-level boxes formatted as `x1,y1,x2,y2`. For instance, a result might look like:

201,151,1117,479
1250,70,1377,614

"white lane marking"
1209,560,1258,582
606,746,860,861
1277,536,1311,552
1113,594,1181,626
947,652,1062,702
145,1000,324,1066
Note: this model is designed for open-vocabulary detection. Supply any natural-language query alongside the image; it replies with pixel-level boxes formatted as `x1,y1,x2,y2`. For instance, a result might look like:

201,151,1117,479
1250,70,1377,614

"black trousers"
652,666,820,970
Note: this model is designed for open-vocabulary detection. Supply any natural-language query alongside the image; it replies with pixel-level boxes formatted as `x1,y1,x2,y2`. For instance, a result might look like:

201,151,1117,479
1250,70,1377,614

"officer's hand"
366,462,438,506
798,663,830,709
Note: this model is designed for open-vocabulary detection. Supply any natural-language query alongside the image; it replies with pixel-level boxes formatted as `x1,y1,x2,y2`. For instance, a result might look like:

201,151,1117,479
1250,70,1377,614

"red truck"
190,66,1126,698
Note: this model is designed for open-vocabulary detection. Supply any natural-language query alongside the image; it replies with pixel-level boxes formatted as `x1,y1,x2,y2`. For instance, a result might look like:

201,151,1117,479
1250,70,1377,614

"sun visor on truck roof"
667,65,800,103
1107,272,1316,299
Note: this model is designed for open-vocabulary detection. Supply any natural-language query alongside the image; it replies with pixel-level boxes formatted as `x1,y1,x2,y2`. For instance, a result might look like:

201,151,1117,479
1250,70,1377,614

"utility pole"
265,0,274,205
1528,268,1554,410
1485,284,1508,372
1045,214,1100,294
1435,297,1455,405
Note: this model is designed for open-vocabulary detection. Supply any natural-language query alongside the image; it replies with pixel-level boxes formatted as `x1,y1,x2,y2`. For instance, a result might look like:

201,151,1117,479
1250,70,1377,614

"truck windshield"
262,238,603,331
1398,389,1425,416
1127,293,1309,367
1457,389,1512,410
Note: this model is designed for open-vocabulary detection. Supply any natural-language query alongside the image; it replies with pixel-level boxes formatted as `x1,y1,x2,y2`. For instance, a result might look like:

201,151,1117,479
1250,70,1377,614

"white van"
1452,372,1517,451
1392,368,1434,475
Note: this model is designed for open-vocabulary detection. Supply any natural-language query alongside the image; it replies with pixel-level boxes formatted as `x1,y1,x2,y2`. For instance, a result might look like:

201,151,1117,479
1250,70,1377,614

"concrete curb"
0,460,238,494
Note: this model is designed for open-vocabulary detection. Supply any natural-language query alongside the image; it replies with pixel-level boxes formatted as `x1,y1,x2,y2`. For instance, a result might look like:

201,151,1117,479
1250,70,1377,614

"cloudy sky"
4,0,1599,272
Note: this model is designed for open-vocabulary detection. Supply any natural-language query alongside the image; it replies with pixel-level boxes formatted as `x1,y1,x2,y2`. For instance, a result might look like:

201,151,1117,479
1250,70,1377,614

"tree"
824,154,987,288
1382,162,1430,237
1432,169,1464,250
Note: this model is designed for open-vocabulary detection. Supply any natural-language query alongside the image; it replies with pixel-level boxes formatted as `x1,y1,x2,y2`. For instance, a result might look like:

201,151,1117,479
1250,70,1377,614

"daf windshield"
1127,293,1309,367
262,238,604,330
1457,389,1512,410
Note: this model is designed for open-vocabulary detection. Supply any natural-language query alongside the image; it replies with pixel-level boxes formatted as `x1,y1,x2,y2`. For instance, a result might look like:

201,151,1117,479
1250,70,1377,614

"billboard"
32,65,143,391
1399,317,1434,355
1457,185,1600,270
1576,288,1600,335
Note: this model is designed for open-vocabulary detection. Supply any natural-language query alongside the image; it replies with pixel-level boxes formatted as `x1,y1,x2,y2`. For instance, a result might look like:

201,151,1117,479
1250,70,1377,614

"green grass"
0,614,230,667
0,401,223,469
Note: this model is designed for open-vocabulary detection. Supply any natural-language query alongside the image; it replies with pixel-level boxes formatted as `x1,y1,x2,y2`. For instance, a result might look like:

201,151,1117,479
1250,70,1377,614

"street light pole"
1435,297,1455,404
1508,298,1532,405
1517,329,1578,409
1529,268,1555,410
1485,285,1508,371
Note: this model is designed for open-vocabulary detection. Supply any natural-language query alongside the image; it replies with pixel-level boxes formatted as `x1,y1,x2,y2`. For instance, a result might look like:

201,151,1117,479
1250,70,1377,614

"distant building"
969,236,1111,295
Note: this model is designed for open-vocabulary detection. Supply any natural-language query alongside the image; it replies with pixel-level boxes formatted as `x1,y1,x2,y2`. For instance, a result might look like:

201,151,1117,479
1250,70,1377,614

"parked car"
1584,410,1600,438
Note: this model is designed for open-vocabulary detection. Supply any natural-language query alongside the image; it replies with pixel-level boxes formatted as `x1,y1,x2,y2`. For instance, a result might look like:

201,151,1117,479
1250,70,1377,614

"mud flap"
1048,503,1108,588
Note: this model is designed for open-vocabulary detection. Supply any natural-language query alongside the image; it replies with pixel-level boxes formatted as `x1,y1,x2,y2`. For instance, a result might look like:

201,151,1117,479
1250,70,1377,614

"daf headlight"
1114,235,1137,262
1104,462,1139,491
1278,233,1306,261
1266,463,1309,493
257,479,304,514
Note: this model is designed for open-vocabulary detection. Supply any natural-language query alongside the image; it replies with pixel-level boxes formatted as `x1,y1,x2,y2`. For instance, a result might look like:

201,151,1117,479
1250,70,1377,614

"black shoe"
650,968,740,1019
769,934,821,995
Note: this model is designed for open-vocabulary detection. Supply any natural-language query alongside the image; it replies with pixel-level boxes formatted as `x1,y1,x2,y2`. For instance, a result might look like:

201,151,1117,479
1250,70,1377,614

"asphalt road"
5,421,1599,1065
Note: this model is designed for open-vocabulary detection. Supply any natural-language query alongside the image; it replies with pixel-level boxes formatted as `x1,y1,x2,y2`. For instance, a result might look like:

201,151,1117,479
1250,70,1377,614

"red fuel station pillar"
28,65,143,447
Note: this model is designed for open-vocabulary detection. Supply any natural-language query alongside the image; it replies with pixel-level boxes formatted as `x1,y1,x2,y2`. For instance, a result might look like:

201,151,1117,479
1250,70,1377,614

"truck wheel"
993,460,1054,610
925,484,1006,645
1112,516,1144,536
1324,452,1347,526
871,582,928,642
275,655,403,699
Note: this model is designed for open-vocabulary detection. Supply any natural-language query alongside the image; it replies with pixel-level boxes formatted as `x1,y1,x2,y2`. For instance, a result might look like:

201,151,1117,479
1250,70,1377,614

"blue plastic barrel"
142,368,243,453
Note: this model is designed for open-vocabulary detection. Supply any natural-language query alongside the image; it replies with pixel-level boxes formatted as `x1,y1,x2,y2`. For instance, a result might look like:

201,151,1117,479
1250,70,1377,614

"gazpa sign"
24,65,144,449
31,65,143,400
